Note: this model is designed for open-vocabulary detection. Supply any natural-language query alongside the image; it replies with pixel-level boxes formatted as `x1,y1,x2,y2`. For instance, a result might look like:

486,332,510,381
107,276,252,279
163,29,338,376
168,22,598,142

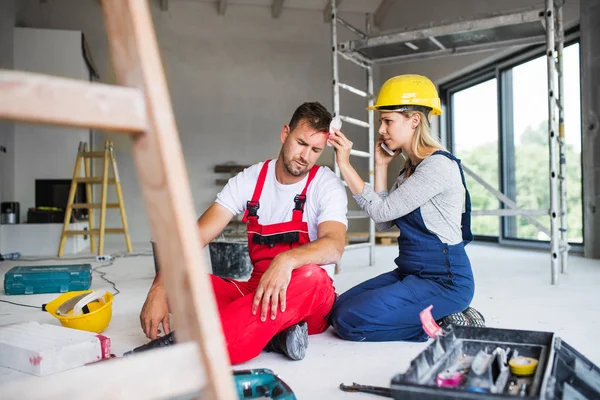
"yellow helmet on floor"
367,74,442,116
45,290,113,333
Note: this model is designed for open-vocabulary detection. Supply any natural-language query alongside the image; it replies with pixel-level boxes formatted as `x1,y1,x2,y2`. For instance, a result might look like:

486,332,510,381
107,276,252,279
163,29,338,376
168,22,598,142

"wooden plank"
101,1,237,399
98,144,110,255
83,143,97,253
81,151,107,158
110,142,133,252
1,342,208,400
0,70,146,134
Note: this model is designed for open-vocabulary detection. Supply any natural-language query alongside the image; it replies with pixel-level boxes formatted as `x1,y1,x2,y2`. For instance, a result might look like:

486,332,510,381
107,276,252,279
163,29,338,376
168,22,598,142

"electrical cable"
0,252,154,309
0,299,41,309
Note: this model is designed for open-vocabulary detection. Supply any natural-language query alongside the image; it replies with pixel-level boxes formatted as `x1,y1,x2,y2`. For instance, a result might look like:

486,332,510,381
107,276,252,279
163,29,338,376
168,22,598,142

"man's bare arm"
279,220,346,269
140,203,234,338
195,203,236,247
154,203,233,284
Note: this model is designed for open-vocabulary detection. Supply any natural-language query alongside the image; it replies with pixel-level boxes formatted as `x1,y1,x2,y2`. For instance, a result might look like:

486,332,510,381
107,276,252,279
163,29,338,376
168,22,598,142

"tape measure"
435,371,464,388
509,356,539,376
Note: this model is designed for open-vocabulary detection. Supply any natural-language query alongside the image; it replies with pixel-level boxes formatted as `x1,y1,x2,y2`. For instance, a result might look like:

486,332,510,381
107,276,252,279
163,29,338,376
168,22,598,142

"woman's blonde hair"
400,110,445,177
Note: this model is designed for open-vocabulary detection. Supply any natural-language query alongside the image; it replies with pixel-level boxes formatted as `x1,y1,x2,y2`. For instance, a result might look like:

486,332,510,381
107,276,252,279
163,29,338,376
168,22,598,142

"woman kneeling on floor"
327,74,484,342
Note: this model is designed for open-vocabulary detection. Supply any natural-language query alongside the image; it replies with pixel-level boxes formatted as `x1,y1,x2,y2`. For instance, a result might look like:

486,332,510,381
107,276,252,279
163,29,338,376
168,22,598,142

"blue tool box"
389,325,600,399
3,264,92,295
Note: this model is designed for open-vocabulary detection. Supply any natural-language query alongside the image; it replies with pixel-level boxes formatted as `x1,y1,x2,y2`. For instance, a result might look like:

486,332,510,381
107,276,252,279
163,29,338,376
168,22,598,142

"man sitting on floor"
139,101,348,365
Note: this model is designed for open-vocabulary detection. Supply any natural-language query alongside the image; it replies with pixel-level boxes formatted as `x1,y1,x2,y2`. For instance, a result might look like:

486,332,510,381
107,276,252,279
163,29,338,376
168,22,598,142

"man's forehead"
292,120,328,144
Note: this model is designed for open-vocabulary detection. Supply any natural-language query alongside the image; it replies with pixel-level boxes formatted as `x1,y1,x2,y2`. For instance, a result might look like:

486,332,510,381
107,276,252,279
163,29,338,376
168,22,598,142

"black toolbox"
390,325,600,399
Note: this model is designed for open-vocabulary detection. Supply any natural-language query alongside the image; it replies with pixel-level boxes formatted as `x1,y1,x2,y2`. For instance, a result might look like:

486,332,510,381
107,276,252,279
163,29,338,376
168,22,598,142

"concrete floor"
0,242,599,398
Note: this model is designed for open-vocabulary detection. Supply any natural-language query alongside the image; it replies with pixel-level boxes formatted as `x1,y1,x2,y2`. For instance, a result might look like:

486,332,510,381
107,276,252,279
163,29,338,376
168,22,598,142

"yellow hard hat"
367,74,442,115
45,290,113,333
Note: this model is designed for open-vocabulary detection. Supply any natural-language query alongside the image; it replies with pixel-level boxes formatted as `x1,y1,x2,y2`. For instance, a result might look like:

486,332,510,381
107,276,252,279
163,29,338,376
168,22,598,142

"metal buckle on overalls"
246,200,260,217
294,195,306,211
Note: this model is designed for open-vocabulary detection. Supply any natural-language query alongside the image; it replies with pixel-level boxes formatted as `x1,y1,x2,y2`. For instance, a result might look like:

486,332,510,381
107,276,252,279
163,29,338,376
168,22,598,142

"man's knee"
294,264,328,284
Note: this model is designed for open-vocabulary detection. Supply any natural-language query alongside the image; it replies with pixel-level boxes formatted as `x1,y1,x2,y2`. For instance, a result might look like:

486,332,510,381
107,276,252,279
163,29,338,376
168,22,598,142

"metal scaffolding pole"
331,0,340,180
366,13,375,267
545,0,561,285
555,0,569,274
330,0,376,268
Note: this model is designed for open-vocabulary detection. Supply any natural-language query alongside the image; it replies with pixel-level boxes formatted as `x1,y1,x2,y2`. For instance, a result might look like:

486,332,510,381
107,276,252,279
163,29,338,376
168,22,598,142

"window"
451,78,499,237
502,43,582,243
443,40,583,245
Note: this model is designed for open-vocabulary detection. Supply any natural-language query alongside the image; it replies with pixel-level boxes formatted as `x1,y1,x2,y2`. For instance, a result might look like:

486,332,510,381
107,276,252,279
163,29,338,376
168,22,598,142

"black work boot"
437,307,486,329
264,321,308,361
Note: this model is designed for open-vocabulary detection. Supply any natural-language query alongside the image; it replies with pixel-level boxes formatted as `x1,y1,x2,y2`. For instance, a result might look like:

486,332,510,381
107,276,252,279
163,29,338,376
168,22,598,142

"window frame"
440,28,584,251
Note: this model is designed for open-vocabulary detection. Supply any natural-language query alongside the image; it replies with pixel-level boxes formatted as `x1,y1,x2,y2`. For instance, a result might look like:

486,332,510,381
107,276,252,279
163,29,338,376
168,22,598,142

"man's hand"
140,283,171,340
252,254,293,322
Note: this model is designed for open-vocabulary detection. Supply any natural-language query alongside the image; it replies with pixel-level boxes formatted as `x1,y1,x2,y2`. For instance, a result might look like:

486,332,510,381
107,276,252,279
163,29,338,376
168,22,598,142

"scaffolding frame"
331,1,376,267
330,0,569,284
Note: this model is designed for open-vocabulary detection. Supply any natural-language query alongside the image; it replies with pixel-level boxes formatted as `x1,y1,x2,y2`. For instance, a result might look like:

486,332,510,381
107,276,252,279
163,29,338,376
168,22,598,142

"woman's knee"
330,305,366,341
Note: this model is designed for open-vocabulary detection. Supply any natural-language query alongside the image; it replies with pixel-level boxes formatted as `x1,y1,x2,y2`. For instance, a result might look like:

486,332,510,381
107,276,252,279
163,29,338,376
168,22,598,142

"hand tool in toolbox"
339,305,600,399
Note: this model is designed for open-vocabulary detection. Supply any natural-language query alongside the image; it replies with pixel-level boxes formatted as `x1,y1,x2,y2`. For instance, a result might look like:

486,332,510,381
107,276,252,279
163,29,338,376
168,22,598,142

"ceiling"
157,0,390,24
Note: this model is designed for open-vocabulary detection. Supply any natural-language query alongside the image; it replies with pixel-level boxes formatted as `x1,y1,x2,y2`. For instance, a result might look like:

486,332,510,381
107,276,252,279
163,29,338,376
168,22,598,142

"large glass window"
502,43,582,243
445,41,582,245
452,78,500,237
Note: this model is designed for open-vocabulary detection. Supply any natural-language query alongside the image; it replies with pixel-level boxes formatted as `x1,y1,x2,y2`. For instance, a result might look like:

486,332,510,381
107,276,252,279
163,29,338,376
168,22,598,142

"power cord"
0,252,153,309
0,299,41,309
92,260,120,296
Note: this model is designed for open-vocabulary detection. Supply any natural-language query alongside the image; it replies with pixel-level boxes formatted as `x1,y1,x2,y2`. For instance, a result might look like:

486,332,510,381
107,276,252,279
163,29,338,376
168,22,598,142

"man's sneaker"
264,321,308,361
437,307,486,329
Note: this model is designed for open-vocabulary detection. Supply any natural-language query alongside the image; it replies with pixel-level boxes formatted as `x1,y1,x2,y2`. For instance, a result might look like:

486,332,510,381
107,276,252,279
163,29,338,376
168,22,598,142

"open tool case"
390,325,600,399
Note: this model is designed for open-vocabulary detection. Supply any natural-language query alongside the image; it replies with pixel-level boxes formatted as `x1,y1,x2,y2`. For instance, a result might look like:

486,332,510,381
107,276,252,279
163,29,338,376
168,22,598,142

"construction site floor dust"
1,243,599,399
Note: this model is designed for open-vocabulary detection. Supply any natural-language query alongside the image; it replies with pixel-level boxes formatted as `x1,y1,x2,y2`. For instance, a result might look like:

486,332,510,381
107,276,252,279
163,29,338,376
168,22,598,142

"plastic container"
390,325,600,399
3,264,92,295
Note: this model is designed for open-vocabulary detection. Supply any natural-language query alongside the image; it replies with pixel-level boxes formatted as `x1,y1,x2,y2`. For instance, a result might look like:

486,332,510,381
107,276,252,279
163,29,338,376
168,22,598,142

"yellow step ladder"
58,140,133,257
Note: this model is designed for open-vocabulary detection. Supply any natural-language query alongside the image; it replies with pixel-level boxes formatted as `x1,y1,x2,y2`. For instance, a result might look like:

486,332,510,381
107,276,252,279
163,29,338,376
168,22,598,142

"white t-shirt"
215,160,348,274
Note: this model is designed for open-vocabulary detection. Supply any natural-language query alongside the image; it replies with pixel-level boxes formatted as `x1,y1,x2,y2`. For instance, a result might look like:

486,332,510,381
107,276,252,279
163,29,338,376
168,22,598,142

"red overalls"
209,160,337,365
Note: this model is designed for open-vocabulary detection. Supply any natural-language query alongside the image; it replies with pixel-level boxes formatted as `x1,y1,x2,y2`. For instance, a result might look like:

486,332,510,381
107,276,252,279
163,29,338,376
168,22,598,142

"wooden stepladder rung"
75,177,117,184
58,140,133,257
64,228,126,235
69,203,120,209
81,151,111,158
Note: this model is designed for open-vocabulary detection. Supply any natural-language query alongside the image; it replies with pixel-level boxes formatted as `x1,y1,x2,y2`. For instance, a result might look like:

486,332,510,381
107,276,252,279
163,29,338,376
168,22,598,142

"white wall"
15,0,371,246
12,27,90,223
0,0,16,252
0,0,16,204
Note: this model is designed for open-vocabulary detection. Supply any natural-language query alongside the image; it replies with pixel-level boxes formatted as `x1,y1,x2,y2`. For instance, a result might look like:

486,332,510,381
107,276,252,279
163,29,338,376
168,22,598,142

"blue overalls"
330,150,475,342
